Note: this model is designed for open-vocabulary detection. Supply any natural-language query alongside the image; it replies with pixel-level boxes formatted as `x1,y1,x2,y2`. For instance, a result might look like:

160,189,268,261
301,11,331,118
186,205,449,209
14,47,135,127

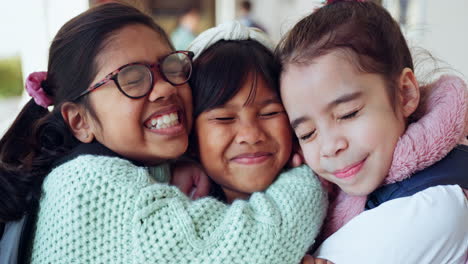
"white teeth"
147,112,180,130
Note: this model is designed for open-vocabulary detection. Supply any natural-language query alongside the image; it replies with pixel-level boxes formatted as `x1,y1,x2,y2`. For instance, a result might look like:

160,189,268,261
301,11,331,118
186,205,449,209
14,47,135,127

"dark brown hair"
276,1,413,107
0,2,172,222
190,39,281,118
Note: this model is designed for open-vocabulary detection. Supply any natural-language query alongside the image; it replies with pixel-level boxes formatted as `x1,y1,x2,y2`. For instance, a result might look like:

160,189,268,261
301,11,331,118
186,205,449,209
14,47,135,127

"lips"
333,158,366,179
231,152,273,165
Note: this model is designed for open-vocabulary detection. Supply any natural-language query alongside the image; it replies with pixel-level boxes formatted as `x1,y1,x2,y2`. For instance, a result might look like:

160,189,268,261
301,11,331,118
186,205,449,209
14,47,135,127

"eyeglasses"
73,51,194,100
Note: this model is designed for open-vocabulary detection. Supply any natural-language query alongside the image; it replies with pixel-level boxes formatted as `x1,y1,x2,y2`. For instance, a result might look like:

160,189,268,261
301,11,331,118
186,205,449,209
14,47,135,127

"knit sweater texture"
29,155,327,263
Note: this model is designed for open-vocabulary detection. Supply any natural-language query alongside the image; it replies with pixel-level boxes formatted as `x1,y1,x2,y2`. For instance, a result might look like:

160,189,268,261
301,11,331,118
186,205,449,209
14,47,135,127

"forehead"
281,53,355,102
94,24,172,80
280,52,388,116
283,52,358,87
233,74,279,106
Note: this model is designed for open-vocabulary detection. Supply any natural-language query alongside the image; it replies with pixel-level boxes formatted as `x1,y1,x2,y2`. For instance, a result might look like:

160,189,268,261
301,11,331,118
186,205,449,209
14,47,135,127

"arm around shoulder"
133,165,328,264
30,157,327,264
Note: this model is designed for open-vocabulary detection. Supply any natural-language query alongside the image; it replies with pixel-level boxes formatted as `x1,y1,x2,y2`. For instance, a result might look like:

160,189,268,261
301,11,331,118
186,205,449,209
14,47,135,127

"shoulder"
371,145,468,206
273,165,326,208
316,185,468,264
375,185,467,226
276,165,321,187
360,185,466,237
45,155,158,192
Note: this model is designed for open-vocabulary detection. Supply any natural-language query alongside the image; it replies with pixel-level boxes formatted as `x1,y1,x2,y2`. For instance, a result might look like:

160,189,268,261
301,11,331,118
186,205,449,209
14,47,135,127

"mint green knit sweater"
29,155,327,263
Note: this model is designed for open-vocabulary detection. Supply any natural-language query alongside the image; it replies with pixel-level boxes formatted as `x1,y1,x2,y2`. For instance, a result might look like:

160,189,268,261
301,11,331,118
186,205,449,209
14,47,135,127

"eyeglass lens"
117,52,192,98
161,52,192,85
117,64,152,97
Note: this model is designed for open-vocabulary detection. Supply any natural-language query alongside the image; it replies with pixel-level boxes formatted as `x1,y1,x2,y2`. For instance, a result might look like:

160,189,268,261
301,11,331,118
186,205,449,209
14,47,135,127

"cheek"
301,143,320,170
354,113,404,152
90,93,141,131
195,121,230,161
195,122,232,182
270,118,293,158
347,114,403,178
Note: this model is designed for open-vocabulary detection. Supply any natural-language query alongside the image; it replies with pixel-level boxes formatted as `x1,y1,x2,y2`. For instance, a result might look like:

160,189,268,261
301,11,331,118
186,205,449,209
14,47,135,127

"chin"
345,189,369,196
342,185,374,196
146,150,183,162
159,141,188,159
247,180,275,193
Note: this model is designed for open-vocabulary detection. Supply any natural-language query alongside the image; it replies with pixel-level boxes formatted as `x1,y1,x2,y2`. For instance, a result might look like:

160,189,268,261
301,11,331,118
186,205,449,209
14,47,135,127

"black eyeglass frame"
72,50,194,101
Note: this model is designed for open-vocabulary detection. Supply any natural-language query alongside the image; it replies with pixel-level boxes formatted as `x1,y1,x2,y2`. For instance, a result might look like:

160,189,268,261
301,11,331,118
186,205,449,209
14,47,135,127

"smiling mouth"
143,109,187,136
145,111,180,130
333,158,367,179
231,152,273,165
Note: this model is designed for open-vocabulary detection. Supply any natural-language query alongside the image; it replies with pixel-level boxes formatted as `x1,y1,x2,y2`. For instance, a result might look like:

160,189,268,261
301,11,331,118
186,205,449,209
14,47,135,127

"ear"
398,68,420,118
61,102,95,143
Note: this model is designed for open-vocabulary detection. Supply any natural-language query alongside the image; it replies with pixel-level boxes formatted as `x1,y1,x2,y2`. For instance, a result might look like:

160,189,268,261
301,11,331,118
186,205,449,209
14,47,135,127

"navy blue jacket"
366,145,468,210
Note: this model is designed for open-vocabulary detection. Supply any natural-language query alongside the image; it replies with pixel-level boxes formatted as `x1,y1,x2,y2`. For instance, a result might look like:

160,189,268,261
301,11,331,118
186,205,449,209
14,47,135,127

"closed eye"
214,117,235,121
299,130,316,141
126,78,144,85
259,111,283,118
340,110,359,120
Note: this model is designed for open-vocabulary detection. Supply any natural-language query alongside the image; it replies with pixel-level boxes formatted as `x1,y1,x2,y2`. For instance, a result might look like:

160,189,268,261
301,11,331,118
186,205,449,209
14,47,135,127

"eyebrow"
326,91,363,111
221,97,281,109
291,116,309,130
290,91,363,130
256,97,281,106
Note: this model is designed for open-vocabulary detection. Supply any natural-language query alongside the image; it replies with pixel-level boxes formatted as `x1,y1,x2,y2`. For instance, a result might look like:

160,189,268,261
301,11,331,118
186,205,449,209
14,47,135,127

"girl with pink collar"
276,0,468,263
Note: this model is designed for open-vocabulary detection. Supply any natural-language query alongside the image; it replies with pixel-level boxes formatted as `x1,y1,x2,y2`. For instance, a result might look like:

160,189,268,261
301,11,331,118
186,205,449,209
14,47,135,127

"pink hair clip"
25,71,53,108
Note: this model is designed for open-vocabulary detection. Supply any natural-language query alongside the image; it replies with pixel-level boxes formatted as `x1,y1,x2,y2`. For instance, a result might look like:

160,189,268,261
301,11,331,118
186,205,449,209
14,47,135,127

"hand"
302,254,334,264
288,141,304,168
289,152,304,168
171,161,211,200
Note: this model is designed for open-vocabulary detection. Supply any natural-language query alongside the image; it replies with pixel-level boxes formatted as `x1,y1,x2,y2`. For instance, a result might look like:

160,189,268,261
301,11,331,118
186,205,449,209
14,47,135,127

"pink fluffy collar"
322,75,468,238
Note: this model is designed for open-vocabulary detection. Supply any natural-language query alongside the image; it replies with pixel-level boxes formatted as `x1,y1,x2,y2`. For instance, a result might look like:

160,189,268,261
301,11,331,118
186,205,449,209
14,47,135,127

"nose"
319,130,348,157
147,74,177,102
235,120,266,145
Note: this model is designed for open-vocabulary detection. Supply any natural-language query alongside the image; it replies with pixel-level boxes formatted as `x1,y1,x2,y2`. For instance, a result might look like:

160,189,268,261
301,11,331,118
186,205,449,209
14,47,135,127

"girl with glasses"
0,3,326,263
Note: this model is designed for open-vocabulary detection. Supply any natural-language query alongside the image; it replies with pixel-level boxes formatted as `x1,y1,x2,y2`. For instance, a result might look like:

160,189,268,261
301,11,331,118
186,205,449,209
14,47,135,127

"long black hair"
0,2,172,222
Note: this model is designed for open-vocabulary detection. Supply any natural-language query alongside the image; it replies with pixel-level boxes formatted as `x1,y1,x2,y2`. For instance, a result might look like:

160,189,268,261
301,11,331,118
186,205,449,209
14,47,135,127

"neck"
223,188,250,204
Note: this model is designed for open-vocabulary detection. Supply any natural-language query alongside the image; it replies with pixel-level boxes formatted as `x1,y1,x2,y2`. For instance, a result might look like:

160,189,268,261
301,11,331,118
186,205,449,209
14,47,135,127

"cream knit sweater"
29,155,327,263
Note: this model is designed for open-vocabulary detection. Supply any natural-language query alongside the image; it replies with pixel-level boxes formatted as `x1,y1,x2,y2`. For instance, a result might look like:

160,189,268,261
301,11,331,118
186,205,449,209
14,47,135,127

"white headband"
188,20,274,60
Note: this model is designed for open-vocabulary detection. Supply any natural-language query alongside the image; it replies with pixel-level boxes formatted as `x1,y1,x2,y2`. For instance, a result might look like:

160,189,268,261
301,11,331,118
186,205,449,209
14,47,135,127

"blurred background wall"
1,0,467,135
